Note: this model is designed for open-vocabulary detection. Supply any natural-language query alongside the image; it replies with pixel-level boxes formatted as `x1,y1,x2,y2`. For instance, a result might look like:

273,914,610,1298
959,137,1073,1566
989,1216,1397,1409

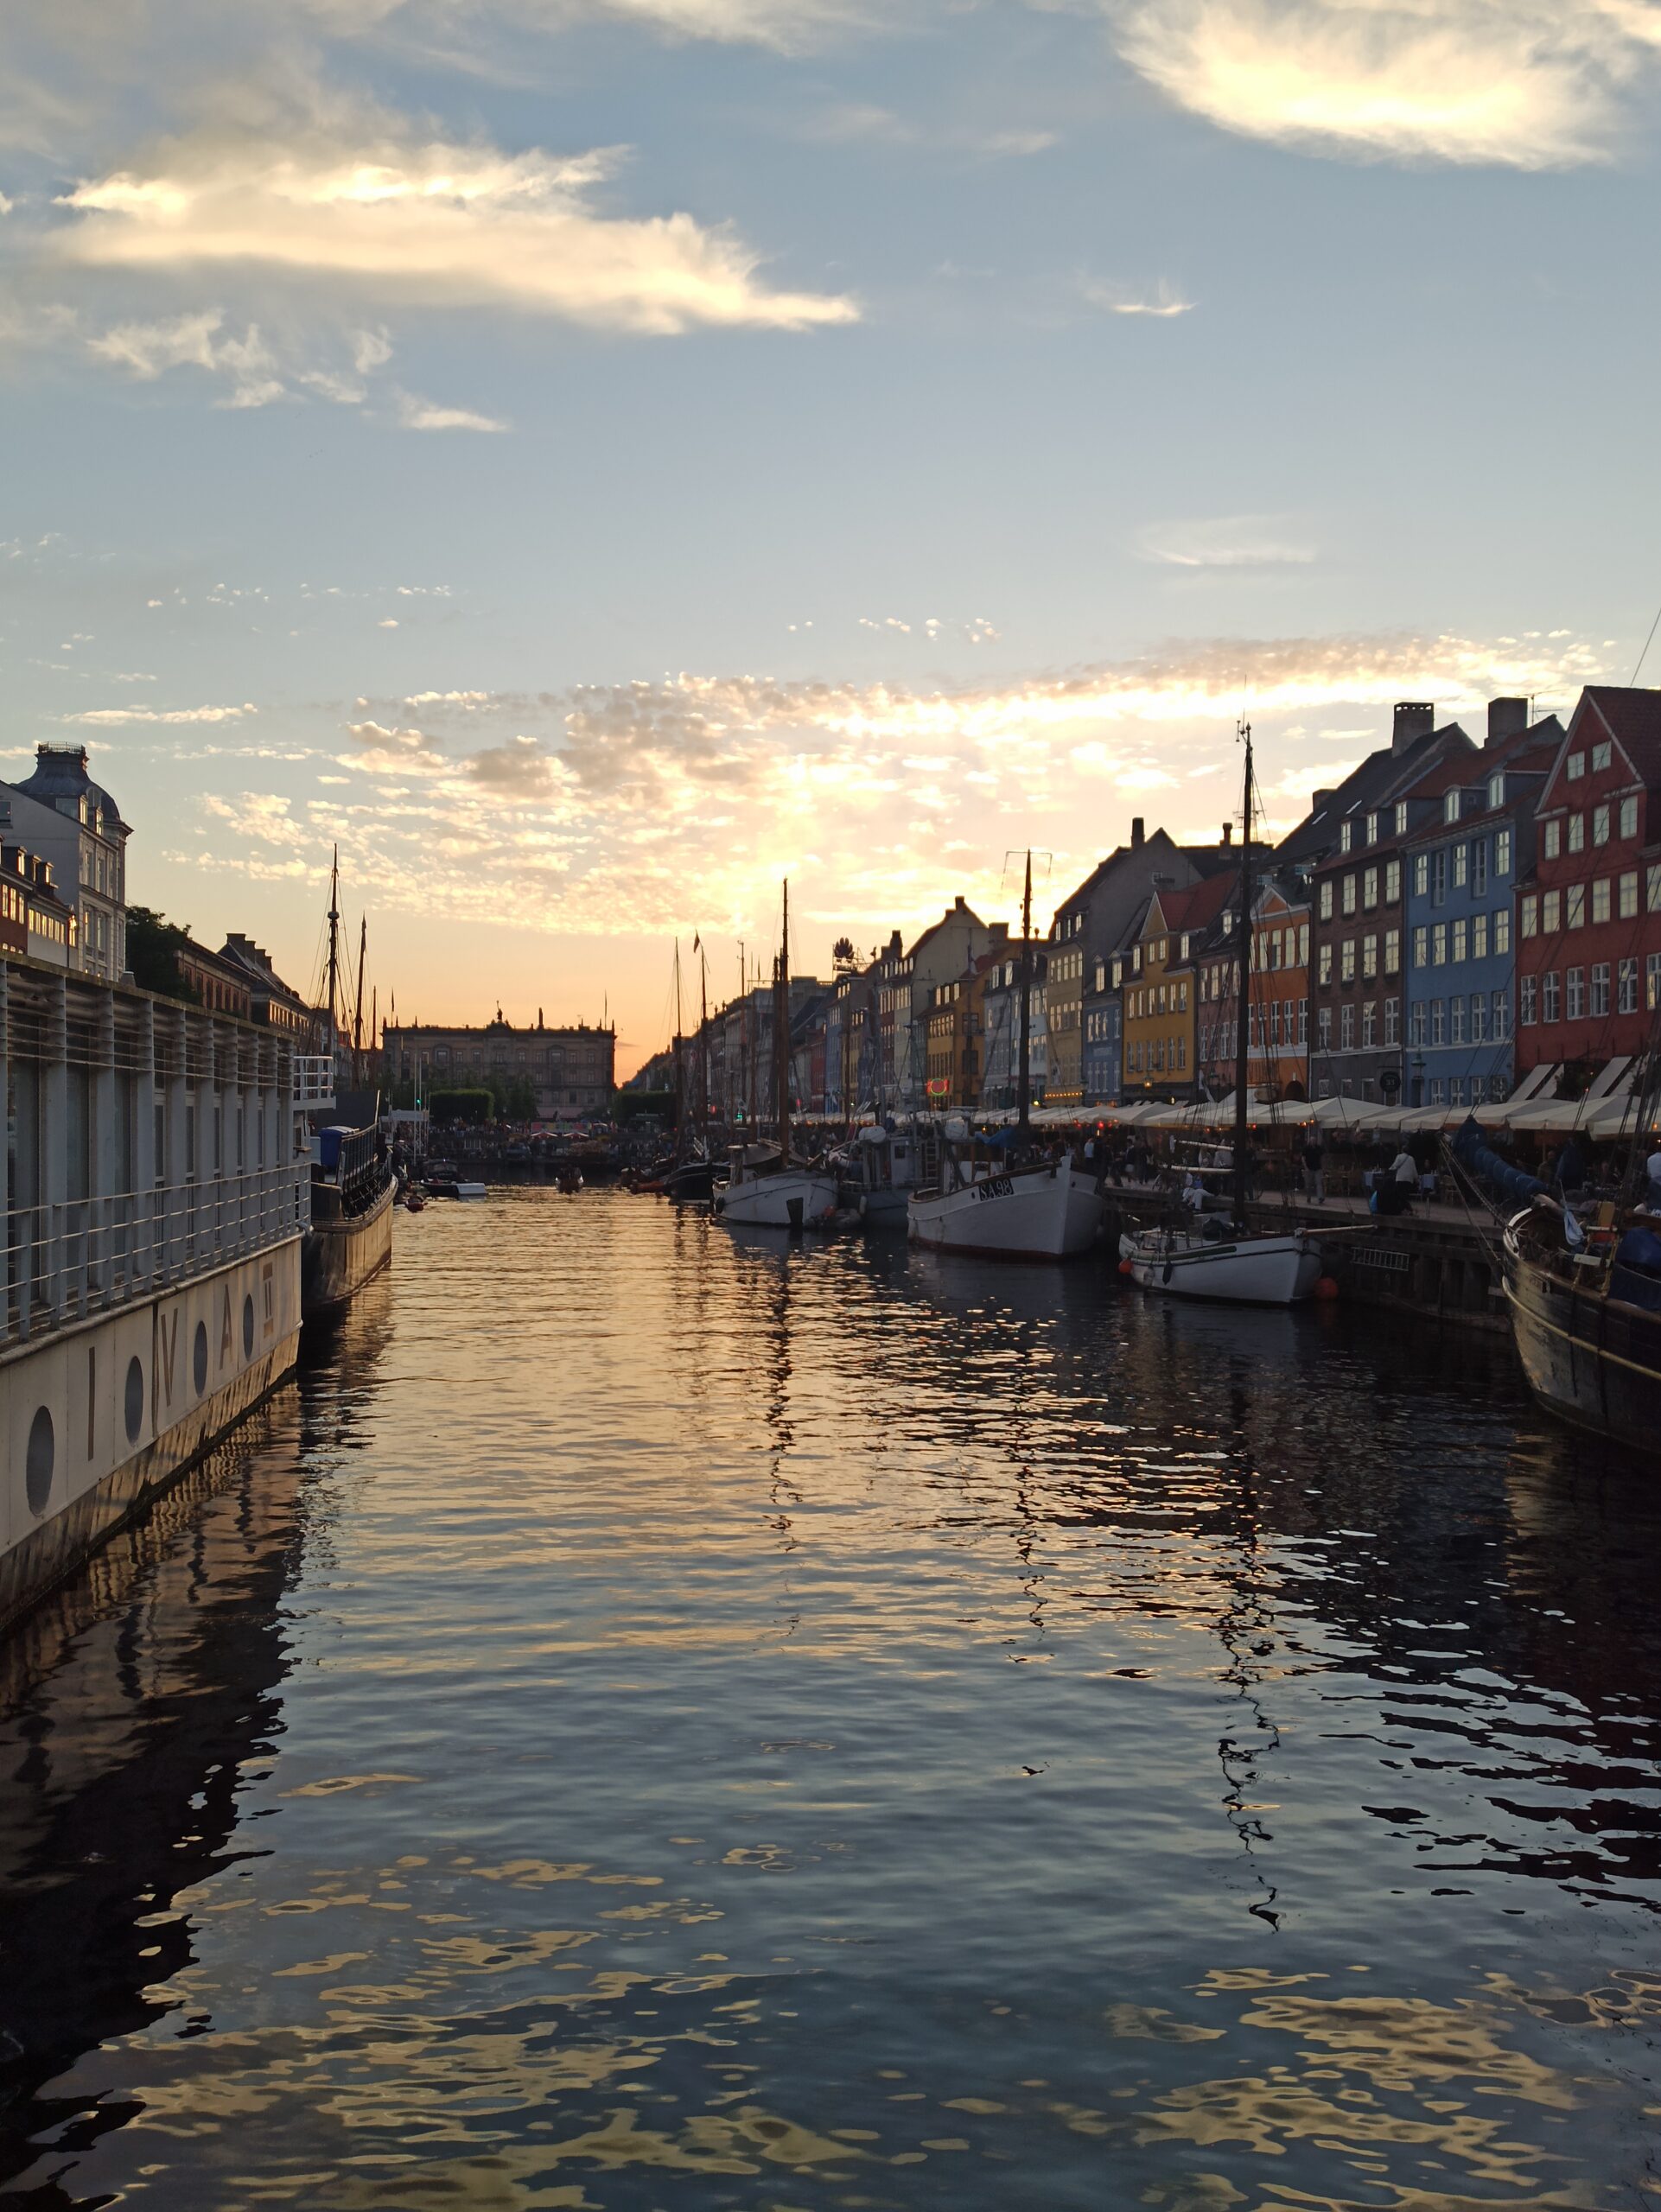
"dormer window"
1394,802,1408,834
1487,773,1504,810
1444,790,1461,823
1365,812,1378,846
1566,750,1585,779
1339,822,1352,853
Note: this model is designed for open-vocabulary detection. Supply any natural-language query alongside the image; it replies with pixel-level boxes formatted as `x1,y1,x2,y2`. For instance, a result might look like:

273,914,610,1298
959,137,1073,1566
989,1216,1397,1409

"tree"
126,907,200,1003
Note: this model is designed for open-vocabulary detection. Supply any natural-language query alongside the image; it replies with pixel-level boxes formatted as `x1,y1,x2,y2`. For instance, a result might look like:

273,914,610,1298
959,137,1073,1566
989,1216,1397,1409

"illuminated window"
1568,814,1585,854
1565,751,1584,779
1620,870,1639,918
1620,796,1639,839
1593,804,1611,846
1543,820,1561,860
1566,883,1585,929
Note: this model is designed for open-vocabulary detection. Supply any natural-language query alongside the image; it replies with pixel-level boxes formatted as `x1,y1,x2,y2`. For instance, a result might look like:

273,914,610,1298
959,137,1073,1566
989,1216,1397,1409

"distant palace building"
384,1014,615,1119
0,743,130,981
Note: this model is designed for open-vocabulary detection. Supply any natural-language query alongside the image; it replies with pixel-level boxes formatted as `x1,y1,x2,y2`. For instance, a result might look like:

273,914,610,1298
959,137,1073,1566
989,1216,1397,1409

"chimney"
1393,702,1435,753
1486,696,1529,747
1130,817,1145,849
1311,787,1335,817
1221,822,1232,846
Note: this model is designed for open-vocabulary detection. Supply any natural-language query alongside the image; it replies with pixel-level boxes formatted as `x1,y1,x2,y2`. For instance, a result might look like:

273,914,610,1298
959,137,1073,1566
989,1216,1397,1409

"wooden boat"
1122,722,1322,1306
911,1153,1104,1258
714,883,837,1234
1503,1200,1661,1453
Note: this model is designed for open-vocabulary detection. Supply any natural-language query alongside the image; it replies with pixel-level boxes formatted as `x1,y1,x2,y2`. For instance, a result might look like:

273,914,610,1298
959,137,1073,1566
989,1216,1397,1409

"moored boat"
713,881,837,1235
1503,1199,1661,1453
1120,1225,1321,1303
911,1153,1104,1258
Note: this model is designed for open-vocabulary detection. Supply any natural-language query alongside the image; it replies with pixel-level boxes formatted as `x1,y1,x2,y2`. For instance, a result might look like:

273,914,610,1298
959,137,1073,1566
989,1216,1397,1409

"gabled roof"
1573,685,1661,785
1275,722,1445,866
1149,868,1237,941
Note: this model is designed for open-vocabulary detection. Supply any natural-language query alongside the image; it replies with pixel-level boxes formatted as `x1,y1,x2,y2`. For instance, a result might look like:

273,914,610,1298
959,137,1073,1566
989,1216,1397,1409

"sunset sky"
3,0,1658,1073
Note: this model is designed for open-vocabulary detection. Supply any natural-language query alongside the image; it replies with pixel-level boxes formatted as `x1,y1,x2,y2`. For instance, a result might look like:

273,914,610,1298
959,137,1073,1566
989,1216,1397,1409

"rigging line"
1630,592,1661,686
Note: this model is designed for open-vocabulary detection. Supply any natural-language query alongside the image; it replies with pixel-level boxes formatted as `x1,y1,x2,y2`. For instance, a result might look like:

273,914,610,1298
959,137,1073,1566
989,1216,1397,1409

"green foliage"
126,907,200,1004
614,1089,676,1127
429,1087,495,1126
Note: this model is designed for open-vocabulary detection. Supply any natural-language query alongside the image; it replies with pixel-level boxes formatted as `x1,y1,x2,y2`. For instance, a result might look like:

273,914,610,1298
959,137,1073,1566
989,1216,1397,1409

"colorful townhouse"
1197,872,1311,1100
1515,685,1661,1088
1401,709,1561,1108
1121,872,1237,1102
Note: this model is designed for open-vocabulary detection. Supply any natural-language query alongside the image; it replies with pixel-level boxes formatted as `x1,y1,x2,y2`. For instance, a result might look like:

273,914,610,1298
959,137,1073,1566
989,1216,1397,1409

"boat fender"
1315,1275,1339,1301
1117,1257,1133,1276
1161,1259,1174,1286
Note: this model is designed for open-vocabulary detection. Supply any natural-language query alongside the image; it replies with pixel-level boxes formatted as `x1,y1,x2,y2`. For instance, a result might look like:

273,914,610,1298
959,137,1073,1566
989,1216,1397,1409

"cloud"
1108,0,1661,168
1079,276,1193,316
85,305,398,408
1142,514,1317,569
394,388,509,431
801,103,1060,156
465,734,557,791
65,701,258,723
296,0,884,52
54,96,861,335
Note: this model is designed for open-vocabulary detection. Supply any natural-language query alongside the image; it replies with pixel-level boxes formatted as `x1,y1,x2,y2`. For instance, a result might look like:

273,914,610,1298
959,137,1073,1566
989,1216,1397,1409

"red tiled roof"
1153,868,1238,937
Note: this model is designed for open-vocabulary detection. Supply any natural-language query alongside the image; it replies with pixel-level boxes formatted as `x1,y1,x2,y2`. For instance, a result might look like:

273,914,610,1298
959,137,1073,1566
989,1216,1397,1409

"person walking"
1301,1135,1325,1204
1388,1141,1418,1214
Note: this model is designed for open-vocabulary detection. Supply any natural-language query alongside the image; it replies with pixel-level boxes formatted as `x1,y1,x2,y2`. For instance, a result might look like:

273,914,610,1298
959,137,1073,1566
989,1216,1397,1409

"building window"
1543,819,1562,860
1362,867,1378,910
1413,925,1429,967
1543,889,1561,932
1409,1001,1425,1045
1444,790,1461,823
1384,996,1399,1046
1566,966,1585,1020
1360,1001,1376,1046
1620,869,1639,919
1592,739,1612,772
1591,963,1610,1018
1413,853,1429,897
1384,928,1401,975
1453,842,1467,889
1340,938,1356,982
1495,828,1512,875
1298,999,1308,1043
1450,995,1465,1045
1395,803,1408,834
1568,813,1586,854
1591,877,1611,925
1430,999,1445,1045
1488,773,1505,809
1432,924,1447,966
1492,989,1509,1039
1451,918,1467,963
1566,751,1585,779
1450,1077,1465,1107
1566,883,1585,929
1317,1007,1332,1049
1494,908,1511,956
1593,803,1612,847
1648,953,1661,1013
1472,841,1487,896
1384,860,1400,904
1620,795,1639,840
1340,1004,1354,1049
1342,874,1358,916
1431,850,1447,906
1319,880,1333,922
1543,970,1560,1023
1471,994,1486,1044
1473,912,1488,961
1619,957,1639,1015
1520,976,1537,1026
1430,1077,1446,1106
1361,934,1378,979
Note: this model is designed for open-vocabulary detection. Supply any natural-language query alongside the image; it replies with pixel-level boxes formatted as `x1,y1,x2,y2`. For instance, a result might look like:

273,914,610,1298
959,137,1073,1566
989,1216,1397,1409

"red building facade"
1514,688,1661,1078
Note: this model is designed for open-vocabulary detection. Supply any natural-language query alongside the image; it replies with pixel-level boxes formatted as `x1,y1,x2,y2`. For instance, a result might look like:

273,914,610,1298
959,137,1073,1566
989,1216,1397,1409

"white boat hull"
716,1169,839,1231
1122,1230,1322,1305
909,1160,1104,1260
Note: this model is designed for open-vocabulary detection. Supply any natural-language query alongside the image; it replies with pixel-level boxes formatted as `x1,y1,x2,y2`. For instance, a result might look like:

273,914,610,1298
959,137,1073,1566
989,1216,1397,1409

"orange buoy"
1117,1257,1134,1276
1314,1274,1339,1300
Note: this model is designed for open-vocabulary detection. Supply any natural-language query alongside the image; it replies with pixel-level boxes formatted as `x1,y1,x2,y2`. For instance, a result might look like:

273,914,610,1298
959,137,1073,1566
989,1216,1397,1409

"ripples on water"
1,1189,1658,2211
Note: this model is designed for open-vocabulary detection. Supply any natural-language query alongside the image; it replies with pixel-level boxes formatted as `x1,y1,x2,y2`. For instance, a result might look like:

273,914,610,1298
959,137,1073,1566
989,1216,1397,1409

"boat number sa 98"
977,1175,1015,1202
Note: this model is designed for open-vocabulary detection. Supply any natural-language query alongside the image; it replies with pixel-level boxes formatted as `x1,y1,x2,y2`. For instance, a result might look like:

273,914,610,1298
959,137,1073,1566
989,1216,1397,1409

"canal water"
2,1189,1658,2211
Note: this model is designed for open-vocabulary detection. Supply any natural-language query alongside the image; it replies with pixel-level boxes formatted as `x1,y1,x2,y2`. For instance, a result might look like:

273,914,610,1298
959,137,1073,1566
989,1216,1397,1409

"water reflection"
1,1196,1657,2211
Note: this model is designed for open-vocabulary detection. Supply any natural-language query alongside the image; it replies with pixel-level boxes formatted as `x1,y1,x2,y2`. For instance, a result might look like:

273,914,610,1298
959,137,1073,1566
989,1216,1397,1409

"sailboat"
715,883,839,1231
301,849,398,1314
908,851,1106,1260
1120,725,1323,1305
661,938,720,1201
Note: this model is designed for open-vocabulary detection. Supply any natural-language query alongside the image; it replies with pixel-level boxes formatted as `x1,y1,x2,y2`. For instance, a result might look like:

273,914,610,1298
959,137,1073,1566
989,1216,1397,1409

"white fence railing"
294,1055,336,1109
2,1163,310,1351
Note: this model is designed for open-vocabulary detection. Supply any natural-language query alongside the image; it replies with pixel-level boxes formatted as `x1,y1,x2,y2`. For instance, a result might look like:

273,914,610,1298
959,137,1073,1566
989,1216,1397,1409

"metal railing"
294,1055,336,1109
2,1161,310,1351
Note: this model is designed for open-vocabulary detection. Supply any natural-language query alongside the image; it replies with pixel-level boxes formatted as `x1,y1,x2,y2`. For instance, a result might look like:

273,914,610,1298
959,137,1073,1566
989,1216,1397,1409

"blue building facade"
1082,956,1122,1104
1403,730,1555,1108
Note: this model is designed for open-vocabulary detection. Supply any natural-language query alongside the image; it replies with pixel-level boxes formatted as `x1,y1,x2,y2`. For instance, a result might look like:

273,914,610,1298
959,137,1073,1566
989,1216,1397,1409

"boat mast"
325,844,340,1063
698,944,710,1142
776,880,791,1153
353,915,367,1089
672,938,685,1161
1017,849,1033,1144
1232,721,1254,1230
